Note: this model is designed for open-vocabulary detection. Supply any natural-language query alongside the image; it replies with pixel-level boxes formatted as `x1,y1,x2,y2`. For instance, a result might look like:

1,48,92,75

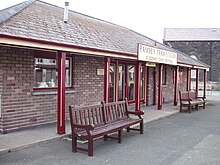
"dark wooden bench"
69,99,144,156
179,91,205,113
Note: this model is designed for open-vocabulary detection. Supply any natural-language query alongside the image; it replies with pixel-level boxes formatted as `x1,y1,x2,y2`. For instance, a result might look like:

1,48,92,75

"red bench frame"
69,99,144,156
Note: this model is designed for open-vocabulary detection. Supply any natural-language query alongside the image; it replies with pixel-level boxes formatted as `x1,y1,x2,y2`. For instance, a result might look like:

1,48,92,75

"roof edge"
0,0,36,24
0,34,137,58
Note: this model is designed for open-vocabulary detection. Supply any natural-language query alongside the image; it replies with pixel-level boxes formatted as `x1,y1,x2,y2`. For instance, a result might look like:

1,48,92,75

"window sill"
32,89,77,96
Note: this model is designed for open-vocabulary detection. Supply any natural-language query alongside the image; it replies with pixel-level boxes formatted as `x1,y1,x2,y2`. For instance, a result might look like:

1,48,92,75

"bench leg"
196,104,199,111
188,104,191,113
180,104,182,113
72,134,77,153
127,127,130,132
88,137,93,156
118,130,122,143
140,121,144,134
103,135,108,141
203,102,205,109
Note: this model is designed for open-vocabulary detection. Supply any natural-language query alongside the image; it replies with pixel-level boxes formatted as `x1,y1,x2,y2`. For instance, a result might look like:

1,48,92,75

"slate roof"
0,0,209,68
164,28,220,41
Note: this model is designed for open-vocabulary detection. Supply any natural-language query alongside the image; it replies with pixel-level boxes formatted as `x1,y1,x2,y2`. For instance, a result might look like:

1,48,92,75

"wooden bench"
69,99,144,156
179,91,205,113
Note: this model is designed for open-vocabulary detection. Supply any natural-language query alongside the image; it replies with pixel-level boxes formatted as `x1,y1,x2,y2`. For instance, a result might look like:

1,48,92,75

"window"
34,56,72,88
179,71,184,84
162,65,167,85
140,66,144,99
128,65,135,101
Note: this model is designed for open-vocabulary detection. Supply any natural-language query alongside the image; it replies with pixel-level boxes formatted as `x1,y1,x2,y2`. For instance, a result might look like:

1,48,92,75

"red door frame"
135,62,141,111
104,57,110,103
104,60,146,107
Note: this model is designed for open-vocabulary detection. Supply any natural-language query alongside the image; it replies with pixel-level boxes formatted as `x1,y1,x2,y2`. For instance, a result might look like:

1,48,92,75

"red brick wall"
0,46,104,133
147,67,156,105
162,65,175,103
0,47,34,133
67,55,104,107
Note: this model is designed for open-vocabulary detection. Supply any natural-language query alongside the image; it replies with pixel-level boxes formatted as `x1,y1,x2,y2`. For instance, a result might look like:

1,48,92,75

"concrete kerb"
0,136,65,155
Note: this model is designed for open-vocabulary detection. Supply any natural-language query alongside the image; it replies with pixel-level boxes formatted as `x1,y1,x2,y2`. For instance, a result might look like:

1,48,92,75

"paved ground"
0,98,219,165
0,103,179,155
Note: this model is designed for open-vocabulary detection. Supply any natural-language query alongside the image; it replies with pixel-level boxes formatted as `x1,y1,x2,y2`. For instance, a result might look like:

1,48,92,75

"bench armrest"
180,98,191,101
196,96,205,100
127,110,144,116
72,123,95,130
127,111,144,119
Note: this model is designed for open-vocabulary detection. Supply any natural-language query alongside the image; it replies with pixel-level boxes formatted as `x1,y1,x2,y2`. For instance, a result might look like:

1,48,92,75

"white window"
34,56,72,88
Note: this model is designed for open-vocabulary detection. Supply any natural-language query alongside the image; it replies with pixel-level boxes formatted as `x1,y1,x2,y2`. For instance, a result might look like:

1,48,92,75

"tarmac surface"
0,103,179,155
0,95,219,164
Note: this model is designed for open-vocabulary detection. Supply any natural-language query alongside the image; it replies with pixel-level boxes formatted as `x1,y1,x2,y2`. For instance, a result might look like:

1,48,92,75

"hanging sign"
138,44,177,65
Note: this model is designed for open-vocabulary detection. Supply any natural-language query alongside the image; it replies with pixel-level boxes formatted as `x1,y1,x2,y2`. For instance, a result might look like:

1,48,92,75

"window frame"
162,65,167,85
33,55,72,90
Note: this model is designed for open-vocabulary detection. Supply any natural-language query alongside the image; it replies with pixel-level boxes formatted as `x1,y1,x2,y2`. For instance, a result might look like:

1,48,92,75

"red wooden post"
143,65,147,104
153,67,156,105
174,66,179,106
57,51,66,134
189,68,191,91
204,69,207,98
104,57,110,103
195,69,199,97
186,67,190,91
135,62,141,111
146,66,150,106
115,61,119,102
158,64,162,110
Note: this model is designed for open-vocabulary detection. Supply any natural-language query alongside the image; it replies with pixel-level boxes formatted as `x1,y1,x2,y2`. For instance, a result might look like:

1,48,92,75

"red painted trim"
125,64,128,101
135,62,141,111
204,70,206,98
146,66,150,106
195,69,199,97
153,67,156,105
139,64,145,103
186,68,189,91
104,57,110,103
189,68,191,90
0,34,137,58
174,66,179,106
114,61,119,101
158,64,162,110
57,52,66,134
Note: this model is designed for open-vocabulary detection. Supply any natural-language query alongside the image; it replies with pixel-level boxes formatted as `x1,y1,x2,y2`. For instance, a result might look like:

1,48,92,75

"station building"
0,0,209,134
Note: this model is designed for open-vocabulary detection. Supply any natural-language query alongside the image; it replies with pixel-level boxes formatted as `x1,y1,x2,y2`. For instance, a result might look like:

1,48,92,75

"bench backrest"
188,91,196,100
69,99,129,127
69,104,105,127
102,100,128,124
179,91,189,100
